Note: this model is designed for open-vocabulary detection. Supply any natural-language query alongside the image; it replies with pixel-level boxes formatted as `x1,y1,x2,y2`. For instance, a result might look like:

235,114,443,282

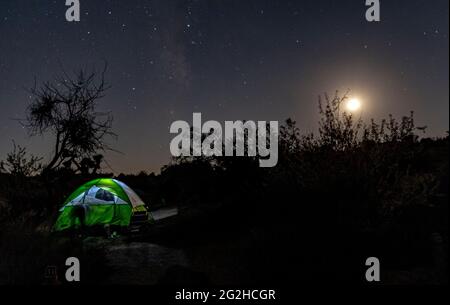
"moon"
346,98,361,112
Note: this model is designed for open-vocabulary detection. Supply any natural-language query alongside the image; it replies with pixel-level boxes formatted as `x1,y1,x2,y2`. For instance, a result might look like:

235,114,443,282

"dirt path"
101,206,189,284
103,240,189,284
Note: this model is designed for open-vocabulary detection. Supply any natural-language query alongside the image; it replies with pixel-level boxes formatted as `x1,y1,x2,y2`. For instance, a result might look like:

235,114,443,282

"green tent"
54,178,151,232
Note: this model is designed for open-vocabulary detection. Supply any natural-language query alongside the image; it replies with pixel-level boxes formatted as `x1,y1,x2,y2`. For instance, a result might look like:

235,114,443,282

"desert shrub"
0,142,42,177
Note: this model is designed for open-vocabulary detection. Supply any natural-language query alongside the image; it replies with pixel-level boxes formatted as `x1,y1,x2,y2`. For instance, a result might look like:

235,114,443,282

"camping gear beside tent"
54,178,152,232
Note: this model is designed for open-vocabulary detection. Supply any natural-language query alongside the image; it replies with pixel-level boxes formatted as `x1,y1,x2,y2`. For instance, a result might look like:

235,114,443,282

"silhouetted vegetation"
0,141,42,177
0,91,447,284
153,92,448,284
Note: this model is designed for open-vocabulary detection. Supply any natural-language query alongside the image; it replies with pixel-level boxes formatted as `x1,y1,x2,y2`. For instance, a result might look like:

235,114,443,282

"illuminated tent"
54,178,151,232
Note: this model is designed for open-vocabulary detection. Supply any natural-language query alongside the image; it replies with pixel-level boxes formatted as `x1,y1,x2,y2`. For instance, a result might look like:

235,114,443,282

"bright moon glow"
346,98,361,112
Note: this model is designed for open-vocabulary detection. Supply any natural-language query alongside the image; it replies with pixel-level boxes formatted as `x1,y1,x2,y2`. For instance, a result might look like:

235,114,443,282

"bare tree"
23,64,116,174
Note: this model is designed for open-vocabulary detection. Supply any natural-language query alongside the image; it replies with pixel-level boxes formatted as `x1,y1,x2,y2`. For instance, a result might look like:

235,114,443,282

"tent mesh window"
95,188,115,202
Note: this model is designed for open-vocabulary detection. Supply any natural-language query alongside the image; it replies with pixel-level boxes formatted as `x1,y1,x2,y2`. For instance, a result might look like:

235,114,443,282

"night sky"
0,0,448,174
